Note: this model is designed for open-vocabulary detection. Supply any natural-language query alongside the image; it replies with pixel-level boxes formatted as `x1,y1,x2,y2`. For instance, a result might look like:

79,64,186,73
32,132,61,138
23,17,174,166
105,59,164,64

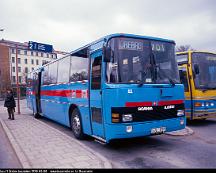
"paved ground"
1,100,216,168
0,122,22,168
38,112,216,168
0,102,112,168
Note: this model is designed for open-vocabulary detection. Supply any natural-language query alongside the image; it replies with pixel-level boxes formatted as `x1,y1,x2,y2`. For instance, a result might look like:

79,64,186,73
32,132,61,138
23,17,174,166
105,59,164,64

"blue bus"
27,33,186,143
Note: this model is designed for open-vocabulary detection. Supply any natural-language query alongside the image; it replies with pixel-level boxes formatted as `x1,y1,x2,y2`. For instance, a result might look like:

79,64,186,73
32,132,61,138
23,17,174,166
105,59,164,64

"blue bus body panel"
185,98,216,119
40,83,92,135
105,117,185,141
102,84,186,141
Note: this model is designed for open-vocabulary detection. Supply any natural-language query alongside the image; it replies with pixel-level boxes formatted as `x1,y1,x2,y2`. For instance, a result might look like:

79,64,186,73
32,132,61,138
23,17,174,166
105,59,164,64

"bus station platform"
0,103,112,169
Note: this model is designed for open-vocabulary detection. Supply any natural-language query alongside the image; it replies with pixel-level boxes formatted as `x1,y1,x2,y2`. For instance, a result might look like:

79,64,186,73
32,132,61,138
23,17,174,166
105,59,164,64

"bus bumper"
105,117,186,142
191,111,216,120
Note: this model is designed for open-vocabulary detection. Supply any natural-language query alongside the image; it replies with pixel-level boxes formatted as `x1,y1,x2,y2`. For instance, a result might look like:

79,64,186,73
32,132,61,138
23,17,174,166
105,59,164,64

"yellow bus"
176,51,216,120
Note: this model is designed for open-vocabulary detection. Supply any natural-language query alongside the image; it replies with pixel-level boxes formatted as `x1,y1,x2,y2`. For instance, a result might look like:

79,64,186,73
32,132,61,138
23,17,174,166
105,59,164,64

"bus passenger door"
179,65,192,118
89,54,105,139
33,72,42,115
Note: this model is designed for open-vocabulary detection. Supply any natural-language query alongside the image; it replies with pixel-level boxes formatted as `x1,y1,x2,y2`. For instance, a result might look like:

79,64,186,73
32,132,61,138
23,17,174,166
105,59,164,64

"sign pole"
15,44,21,114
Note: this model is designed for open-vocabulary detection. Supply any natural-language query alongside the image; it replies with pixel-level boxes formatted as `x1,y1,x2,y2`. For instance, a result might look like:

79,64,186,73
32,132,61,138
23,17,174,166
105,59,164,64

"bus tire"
70,108,85,139
34,113,41,119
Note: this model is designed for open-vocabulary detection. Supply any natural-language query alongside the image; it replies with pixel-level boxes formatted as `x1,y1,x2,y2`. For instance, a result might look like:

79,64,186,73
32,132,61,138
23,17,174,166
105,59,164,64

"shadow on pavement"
187,119,216,127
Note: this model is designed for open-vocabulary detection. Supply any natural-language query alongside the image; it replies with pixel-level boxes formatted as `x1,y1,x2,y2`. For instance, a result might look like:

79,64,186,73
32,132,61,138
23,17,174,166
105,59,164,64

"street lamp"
0,28,20,114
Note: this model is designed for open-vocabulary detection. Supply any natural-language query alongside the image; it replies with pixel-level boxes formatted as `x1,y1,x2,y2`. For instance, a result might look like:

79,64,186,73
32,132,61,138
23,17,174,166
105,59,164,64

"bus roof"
38,33,176,69
176,51,216,55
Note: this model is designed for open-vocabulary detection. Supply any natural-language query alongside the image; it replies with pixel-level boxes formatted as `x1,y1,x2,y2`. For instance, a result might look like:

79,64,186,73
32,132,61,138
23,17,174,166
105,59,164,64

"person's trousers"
7,108,15,120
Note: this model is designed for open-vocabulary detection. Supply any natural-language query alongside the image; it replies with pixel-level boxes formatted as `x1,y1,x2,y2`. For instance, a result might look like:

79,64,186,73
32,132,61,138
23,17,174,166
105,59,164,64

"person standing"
4,88,16,120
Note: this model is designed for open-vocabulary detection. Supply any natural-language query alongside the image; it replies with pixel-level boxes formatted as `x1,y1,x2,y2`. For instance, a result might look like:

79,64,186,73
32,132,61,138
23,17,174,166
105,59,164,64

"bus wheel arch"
69,105,85,139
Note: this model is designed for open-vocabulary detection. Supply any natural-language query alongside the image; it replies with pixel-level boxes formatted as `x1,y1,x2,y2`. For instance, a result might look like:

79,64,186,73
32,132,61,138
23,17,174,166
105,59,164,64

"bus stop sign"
28,41,53,53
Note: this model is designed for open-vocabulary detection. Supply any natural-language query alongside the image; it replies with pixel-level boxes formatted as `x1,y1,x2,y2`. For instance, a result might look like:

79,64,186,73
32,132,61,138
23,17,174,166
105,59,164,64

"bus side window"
179,68,189,92
91,56,102,90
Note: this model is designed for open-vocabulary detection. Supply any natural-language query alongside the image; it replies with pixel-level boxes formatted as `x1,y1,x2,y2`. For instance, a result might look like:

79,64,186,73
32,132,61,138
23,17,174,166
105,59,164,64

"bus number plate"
151,127,166,135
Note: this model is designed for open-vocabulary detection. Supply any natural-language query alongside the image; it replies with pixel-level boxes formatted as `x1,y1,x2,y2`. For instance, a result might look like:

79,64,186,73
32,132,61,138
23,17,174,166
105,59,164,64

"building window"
18,49,21,54
24,59,28,64
42,60,49,65
36,52,38,56
32,67,34,71
24,50,27,55
12,49,15,54
47,54,49,58
12,57,15,63
12,76,16,83
12,67,15,72
18,76,22,83
31,59,34,65
51,54,53,59
18,58,21,64
31,51,34,56
41,53,43,57
18,67,21,72
25,67,28,73
36,59,39,65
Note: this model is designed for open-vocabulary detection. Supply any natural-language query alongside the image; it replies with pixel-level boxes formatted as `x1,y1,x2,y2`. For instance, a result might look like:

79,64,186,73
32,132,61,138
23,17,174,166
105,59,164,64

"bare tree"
176,45,195,52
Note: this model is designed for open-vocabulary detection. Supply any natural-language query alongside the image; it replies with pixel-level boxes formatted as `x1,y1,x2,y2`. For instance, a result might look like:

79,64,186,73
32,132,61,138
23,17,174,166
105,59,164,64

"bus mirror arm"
194,64,200,75
103,46,114,62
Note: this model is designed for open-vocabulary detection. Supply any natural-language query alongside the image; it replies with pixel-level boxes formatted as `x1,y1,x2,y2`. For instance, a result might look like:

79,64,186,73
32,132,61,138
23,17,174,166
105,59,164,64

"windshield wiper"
157,67,175,87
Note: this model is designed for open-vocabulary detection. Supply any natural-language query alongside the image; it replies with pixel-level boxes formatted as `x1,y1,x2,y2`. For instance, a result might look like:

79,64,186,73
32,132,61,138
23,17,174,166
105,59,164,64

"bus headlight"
177,110,184,116
194,102,202,107
206,102,209,107
122,114,133,122
210,103,214,107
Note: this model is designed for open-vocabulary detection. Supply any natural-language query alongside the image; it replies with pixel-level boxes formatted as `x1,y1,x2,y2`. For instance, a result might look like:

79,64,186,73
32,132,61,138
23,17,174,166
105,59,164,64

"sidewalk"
0,104,112,169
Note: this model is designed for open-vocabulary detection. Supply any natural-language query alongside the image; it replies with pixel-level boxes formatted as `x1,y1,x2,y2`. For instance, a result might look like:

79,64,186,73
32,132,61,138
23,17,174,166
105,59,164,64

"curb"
165,126,194,136
0,117,32,168
34,117,113,168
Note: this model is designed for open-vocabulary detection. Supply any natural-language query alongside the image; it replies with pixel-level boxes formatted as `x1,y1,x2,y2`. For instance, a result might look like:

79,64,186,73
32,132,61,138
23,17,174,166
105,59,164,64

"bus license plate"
151,127,166,135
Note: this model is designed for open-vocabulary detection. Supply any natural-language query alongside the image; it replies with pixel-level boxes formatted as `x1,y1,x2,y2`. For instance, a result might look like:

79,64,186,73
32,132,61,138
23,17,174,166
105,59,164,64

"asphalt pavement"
1,99,216,168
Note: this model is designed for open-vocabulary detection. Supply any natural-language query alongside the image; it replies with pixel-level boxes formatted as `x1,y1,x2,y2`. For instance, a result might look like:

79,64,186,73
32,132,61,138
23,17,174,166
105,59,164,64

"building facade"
0,39,66,98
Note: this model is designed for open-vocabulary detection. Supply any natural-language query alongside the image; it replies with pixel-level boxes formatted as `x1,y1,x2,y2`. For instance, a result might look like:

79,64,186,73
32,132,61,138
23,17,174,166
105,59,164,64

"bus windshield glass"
192,52,216,90
106,37,180,84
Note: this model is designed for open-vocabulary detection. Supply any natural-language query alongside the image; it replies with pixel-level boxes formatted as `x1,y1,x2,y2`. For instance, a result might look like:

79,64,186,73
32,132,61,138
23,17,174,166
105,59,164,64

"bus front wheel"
70,108,84,139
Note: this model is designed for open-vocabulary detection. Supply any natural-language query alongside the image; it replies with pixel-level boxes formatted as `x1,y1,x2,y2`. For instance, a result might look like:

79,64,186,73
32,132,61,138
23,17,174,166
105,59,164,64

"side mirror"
103,46,113,62
194,64,200,75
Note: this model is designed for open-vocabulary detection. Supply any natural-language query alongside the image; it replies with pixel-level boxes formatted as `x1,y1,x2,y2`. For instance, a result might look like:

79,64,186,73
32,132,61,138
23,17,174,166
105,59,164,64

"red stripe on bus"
76,90,82,98
125,102,152,107
158,100,183,106
41,90,72,97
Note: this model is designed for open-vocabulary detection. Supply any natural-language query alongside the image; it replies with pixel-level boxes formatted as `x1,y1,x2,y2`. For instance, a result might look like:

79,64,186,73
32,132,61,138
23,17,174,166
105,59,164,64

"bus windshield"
192,52,216,90
106,37,180,84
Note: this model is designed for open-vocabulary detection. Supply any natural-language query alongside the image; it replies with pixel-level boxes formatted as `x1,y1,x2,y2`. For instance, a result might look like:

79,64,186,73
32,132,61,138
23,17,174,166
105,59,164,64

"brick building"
0,39,67,98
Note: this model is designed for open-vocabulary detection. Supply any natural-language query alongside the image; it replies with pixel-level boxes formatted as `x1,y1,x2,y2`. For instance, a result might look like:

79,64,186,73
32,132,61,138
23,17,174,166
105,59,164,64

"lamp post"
15,44,21,114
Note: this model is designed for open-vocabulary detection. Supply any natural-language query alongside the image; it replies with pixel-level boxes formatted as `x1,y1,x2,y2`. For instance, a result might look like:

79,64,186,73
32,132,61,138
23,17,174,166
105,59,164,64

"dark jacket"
4,92,16,108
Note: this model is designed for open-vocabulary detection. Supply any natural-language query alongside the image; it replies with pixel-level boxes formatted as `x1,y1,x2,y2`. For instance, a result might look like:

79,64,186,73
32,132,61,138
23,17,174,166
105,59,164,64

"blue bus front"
98,36,186,142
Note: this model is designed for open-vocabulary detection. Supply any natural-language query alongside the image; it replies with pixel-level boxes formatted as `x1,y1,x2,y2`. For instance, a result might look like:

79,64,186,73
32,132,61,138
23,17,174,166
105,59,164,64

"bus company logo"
138,107,153,111
164,105,175,110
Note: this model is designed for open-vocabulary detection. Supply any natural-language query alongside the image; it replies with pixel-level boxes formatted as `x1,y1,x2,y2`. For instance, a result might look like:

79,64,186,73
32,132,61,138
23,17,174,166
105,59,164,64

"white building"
0,39,67,96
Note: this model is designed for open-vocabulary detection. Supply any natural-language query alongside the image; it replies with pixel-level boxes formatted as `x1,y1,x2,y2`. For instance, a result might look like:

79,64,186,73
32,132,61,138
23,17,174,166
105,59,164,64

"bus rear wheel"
70,108,84,139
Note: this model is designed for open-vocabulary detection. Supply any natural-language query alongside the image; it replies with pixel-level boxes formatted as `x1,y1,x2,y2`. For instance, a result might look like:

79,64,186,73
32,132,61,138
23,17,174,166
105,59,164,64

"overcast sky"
0,0,215,52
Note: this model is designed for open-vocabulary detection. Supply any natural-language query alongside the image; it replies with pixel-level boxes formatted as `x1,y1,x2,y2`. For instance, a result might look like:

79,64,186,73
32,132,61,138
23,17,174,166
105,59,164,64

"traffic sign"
28,41,53,53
